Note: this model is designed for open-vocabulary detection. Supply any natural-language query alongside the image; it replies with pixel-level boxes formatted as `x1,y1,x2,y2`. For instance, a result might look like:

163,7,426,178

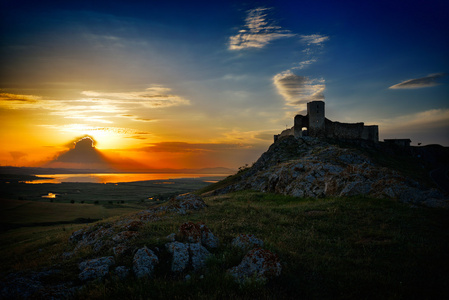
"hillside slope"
204,136,448,208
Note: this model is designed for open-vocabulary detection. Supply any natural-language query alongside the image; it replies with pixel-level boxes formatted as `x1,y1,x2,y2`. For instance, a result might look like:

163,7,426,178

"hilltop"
201,136,449,208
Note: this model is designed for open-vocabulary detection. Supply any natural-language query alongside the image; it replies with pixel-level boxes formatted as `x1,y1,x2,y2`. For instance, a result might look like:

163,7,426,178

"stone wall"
362,125,379,142
325,119,365,140
274,127,295,142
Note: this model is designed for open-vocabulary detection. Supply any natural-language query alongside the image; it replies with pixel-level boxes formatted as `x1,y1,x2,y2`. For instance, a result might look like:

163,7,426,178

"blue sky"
0,0,448,168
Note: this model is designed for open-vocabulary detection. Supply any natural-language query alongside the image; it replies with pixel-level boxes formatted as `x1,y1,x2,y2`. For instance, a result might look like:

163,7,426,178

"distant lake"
25,173,230,184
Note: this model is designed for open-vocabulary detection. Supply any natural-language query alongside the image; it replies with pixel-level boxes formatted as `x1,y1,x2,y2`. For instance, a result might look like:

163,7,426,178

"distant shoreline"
0,166,236,176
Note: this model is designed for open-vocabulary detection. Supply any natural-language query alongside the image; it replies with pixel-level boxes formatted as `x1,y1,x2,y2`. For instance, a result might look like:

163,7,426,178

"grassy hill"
1,138,448,299
1,191,448,299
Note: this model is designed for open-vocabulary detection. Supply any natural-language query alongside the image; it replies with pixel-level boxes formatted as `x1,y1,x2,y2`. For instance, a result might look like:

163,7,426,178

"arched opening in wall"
302,127,308,136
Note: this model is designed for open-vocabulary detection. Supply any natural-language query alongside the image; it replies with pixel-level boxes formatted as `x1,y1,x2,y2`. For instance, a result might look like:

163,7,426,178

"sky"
0,0,448,170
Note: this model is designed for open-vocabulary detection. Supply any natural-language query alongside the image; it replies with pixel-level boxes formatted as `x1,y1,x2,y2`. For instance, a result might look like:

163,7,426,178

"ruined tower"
276,100,379,143
307,101,325,137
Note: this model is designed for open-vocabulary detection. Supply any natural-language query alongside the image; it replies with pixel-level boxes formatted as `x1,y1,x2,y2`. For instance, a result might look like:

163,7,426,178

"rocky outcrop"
166,193,207,214
211,136,448,208
164,222,217,273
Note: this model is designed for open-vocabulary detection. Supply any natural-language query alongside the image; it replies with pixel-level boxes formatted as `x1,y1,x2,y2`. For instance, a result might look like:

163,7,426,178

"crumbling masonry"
275,101,379,143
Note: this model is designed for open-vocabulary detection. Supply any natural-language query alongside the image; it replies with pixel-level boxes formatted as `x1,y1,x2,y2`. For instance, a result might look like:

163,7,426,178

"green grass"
0,198,143,226
76,192,449,299
2,191,449,299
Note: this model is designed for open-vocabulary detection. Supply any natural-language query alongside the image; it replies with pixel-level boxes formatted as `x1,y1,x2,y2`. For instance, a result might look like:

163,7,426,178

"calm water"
26,173,230,184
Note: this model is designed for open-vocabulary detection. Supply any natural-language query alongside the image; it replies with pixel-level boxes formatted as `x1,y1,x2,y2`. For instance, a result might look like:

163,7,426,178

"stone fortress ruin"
275,100,379,143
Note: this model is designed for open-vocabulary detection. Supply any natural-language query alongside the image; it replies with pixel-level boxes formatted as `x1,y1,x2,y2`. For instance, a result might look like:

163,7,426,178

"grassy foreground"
2,191,449,299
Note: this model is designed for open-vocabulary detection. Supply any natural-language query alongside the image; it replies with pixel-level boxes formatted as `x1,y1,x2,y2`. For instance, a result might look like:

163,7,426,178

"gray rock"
166,241,189,273
178,222,219,249
189,242,211,271
166,233,176,242
228,248,281,284
78,256,115,282
165,241,211,273
112,231,139,243
133,246,159,278
167,193,207,215
199,224,219,248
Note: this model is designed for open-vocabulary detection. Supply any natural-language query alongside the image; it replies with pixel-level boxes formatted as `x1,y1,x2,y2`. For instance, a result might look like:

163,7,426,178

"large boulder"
228,248,281,284
165,241,211,273
166,241,190,273
78,256,115,282
133,247,159,278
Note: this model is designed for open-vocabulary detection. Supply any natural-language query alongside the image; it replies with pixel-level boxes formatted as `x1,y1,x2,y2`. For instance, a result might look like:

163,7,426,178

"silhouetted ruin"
275,101,379,143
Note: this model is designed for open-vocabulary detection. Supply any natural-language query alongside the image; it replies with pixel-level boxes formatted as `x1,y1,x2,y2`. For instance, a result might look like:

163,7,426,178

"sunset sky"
1,0,448,170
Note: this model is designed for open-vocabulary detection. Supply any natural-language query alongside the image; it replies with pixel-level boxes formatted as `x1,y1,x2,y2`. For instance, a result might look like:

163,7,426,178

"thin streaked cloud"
300,34,329,45
380,109,449,132
81,85,190,108
229,7,295,50
389,73,446,89
0,93,42,106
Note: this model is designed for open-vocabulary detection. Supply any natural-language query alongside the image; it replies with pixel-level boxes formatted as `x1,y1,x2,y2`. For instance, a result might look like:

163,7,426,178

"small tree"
70,200,75,204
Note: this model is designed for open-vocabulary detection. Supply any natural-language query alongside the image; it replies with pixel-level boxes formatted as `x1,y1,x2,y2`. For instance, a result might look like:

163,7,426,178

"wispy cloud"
229,7,295,50
39,123,153,138
292,34,329,71
273,70,325,107
142,142,250,153
120,114,154,122
300,34,329,45
292,59,317,70
389,73,446,89
0,93,42,107
0,86,188,124
81,85,190,108
380,109,449,132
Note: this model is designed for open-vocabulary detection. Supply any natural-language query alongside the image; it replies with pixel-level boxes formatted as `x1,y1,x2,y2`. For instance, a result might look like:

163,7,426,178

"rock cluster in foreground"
1,194,281,299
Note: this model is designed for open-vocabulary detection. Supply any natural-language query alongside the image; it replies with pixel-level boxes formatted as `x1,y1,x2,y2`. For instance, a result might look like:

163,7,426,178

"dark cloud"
45,135,111,170
10,151,27,161
389,73,446,89
0,93,41,102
